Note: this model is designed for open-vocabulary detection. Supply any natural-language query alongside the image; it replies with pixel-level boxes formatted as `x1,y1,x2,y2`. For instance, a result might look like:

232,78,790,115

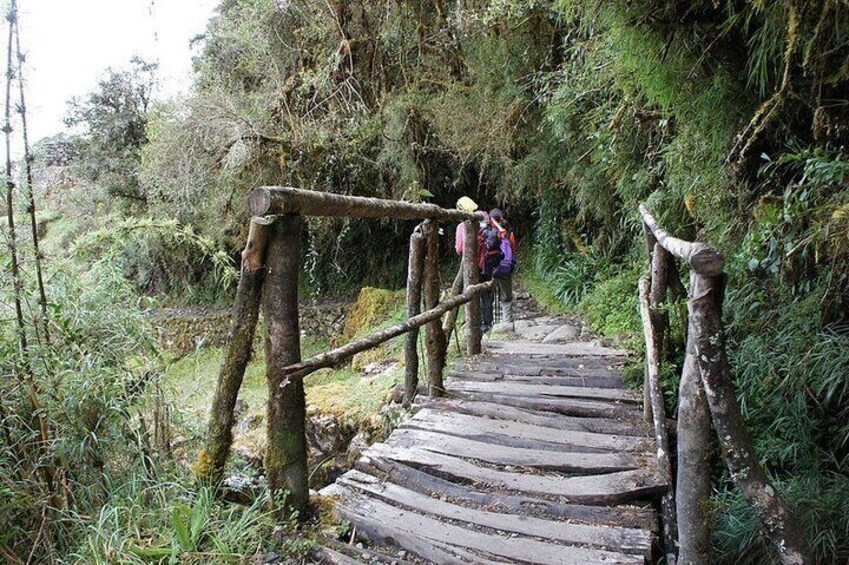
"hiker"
454,196,478,255
488,208,516,327
453,197,495,332
454,198,516,333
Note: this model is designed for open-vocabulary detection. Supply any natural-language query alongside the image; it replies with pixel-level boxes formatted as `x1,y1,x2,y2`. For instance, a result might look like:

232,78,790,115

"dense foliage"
142,1,846,561
4,0,848,562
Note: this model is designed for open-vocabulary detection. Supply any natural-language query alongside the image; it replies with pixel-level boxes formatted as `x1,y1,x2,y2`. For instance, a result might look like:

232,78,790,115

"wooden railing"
198,186,489,516
638,204,810,565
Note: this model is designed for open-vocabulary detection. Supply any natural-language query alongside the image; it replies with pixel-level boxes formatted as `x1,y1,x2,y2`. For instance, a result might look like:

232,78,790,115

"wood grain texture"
318,317,666,563
337,471,653,556
324,484,645,565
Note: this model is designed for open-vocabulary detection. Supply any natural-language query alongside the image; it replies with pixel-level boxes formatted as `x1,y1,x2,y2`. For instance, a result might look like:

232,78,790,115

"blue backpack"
478,226,503,276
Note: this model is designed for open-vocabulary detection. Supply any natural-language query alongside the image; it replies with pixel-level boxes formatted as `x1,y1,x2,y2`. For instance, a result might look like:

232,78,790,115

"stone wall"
153,300,349,353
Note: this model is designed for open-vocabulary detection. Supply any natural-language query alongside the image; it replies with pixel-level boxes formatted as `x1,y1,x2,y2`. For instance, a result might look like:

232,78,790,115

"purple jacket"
492,235,515,279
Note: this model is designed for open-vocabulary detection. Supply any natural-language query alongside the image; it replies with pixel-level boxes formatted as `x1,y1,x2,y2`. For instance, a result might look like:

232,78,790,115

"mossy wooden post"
198,217,272,484
690,274,810,565
264,214,308,516
650,243,669,354
642,222,658,423
676,276,713,565
463,220,481,355
404,227,425,406
423,220,447,396
441,263,465,355
638,276,678,565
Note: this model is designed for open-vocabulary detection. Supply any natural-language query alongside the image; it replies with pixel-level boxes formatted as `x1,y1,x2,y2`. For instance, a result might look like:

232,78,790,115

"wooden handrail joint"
638,203,724,276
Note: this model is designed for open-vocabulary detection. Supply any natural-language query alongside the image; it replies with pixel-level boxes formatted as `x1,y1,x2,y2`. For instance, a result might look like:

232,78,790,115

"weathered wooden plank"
421,399,652,437
325,484,645,565
448,370,626,389
365,443,667,504
474,355,622,376
357,455,658,530
386,428,645,474
404,409,652,453
338,470,653,556
448,380,642,403
486,341,630,357
444,389,643,419
479,354,625,370
320,487,481,565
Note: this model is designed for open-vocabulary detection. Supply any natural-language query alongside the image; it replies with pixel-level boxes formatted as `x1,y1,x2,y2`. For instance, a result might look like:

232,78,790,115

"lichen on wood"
264,214,309,516
423,220,447,396
689,273,811,565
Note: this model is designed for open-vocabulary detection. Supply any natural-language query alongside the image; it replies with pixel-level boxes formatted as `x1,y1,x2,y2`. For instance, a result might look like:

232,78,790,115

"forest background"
2,0,849,563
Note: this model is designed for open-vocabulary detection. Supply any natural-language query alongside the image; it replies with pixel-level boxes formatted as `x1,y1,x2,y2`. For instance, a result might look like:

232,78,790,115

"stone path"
317,316,665,564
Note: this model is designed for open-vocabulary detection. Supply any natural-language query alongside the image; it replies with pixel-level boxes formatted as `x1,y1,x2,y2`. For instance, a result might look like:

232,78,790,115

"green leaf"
172,502,192,550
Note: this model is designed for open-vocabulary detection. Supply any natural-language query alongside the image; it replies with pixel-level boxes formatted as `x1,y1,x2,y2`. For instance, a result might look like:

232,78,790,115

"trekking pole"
494,283,501,324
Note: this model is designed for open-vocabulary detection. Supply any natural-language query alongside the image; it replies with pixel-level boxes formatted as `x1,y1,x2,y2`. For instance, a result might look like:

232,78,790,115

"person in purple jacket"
488,209,516,327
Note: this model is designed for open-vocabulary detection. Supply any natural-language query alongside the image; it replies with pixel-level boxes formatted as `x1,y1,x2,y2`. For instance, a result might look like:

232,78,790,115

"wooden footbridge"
319,320,663,564
204,187,812,565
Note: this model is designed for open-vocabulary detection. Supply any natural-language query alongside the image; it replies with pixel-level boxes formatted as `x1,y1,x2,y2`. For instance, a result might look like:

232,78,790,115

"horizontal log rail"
281,280,493,384
250,186,485,222
638,204,723,276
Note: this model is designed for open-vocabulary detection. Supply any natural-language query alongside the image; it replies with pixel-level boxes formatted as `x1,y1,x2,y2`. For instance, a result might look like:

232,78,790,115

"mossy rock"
342,287,404,341
351,343,392,371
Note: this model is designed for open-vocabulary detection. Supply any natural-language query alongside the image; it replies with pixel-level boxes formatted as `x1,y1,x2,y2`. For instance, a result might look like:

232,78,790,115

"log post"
264,214,309,516
404,227,425,406
676,278,713,565
423,220,447,396
642,223,657,422
639,276,678,565
650,243,671,381
197,218,271,484
650,243,669,343
463,220,481,355
690,274,810,565
441,263,465,339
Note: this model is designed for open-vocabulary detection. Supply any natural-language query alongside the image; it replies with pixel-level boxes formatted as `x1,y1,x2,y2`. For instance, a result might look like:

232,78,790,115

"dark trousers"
480,272,493,330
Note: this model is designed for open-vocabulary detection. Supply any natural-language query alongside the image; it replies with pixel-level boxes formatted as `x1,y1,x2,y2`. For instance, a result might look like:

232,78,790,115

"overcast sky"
18,0,219,143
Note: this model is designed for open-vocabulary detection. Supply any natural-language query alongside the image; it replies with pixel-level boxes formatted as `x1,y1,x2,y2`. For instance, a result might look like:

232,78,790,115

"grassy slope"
163,288,411,455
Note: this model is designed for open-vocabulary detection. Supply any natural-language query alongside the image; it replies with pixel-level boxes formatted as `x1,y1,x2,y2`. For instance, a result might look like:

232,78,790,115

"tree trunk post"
441,263,465,340
689,273,811,565
642,223,658,422
423,220,447,396
197,219,271,485
650,243,669,352
463,220,481,355
404,227,425,406
264,214,309,517
676,278,713,565
639,276,678,565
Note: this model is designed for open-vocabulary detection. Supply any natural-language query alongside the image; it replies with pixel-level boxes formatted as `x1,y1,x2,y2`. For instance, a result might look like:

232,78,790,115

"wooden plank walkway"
318,317,666,564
